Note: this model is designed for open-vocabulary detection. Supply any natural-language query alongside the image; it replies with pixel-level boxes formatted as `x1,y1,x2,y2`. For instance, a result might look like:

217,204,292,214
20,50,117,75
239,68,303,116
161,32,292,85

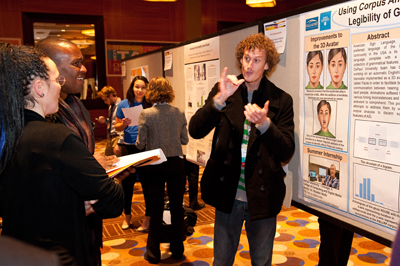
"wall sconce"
246,0,276,7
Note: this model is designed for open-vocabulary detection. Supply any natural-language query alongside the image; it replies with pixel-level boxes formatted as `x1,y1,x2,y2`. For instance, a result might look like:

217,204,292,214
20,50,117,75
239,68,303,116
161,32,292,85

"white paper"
106,148,167,173
184,36,220,65
282,167,293,209
164,50,172,70
121,62,126,77
264,19,287,54
122,105,143,126
163,210,171,225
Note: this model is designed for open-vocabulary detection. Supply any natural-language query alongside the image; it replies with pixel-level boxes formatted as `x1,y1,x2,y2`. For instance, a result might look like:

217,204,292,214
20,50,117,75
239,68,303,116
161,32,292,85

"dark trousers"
184,159,200,208
318,218,354,266
145,157,185,262
120,144,150,216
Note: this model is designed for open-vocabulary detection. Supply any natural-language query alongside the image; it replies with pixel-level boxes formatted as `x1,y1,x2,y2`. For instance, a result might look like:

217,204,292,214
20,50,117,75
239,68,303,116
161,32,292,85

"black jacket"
189,75,294,220
1,110,124,265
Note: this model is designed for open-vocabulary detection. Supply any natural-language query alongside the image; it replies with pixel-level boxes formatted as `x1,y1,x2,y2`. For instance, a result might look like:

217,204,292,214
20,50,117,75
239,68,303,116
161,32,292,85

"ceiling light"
143,0,177,2
71,39,95,46
61,29,65,32
82,29,95,37
91,56,96,60
246,0,276,7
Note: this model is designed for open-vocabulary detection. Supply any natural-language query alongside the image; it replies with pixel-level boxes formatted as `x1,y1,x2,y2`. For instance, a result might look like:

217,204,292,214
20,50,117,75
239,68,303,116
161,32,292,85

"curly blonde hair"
235,33,280,76
146,77,175,104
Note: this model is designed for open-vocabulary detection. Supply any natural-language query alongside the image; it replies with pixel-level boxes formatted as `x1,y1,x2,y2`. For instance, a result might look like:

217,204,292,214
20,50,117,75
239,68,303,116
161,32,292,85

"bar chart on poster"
353,164,400,213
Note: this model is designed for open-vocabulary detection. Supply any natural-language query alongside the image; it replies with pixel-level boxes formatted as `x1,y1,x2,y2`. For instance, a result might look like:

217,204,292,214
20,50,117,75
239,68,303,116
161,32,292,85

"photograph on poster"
303,153,345,209
305,50,324,89
308,159,340,188
194,63,207,81
314,99,337,138
326,47,348,89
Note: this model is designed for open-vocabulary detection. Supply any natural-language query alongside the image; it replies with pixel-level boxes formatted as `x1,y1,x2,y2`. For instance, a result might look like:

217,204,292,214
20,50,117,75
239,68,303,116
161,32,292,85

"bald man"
37,37,118,266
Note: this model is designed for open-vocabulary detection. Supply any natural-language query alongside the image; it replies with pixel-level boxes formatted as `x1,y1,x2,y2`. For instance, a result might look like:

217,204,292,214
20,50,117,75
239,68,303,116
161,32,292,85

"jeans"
213,200,276,266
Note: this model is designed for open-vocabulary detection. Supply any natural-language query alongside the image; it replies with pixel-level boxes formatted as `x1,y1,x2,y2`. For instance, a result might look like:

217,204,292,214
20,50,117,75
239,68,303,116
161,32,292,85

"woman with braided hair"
0,43,124,266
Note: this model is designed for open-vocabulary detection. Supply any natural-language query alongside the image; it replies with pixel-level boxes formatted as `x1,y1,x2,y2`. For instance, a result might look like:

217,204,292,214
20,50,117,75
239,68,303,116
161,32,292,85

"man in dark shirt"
37,37,119,265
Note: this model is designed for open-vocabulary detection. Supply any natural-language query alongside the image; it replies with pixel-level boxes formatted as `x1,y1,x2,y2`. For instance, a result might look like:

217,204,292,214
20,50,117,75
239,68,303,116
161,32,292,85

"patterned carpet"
96,139,393,265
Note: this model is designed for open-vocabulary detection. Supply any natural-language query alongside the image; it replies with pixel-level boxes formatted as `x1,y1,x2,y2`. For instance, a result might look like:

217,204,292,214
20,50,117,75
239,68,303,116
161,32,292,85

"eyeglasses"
49,76,66,87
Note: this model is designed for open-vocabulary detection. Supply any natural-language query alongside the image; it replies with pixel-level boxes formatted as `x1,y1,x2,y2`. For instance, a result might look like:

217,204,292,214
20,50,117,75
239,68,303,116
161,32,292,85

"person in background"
318,217,354,266
115,76,152,231
0,43,124,266
184,158,205,210
390,224,400,265
322,164,339,189
96,86,122,156
189,33,295,265
36,37,120,265
136,76,189,264
305,50,324,89
86,84,93,100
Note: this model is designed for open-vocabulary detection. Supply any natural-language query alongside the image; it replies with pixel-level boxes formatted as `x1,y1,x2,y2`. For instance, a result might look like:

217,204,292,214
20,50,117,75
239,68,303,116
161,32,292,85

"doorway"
22,12,107,107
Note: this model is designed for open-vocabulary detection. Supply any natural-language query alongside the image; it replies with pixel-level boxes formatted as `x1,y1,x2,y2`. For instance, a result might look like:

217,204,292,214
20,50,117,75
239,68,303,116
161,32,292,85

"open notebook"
106,148,166,178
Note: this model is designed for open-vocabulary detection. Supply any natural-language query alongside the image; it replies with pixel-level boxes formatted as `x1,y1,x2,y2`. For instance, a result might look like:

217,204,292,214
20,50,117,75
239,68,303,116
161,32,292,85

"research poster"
184,37,220,166
299,0,400,235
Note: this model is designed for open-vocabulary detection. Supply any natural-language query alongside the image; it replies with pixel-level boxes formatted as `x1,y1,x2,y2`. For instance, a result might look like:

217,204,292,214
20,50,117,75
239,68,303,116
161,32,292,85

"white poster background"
264,19,287,54
184,36,219,65
299,0,400,235
164,50,172,71
185,60,220,166
184,37,220,166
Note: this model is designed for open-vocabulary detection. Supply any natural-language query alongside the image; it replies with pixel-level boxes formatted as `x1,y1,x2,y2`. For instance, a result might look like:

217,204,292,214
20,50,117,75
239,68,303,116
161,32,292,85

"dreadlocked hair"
0,43,49,173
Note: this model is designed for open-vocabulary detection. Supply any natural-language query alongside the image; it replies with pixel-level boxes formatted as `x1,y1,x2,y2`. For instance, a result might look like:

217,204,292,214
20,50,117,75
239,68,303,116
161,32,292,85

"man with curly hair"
189,33,295,265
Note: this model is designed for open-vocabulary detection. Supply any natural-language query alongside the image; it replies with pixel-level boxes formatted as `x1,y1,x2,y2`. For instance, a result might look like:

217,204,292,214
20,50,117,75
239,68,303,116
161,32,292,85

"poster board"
121,51,163,98
121,0,399,245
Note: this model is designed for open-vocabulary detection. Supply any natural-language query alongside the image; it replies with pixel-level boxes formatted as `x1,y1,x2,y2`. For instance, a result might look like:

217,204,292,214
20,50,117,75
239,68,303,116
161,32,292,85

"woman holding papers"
136,77,189,264
115,75,152,230
0,43,124,265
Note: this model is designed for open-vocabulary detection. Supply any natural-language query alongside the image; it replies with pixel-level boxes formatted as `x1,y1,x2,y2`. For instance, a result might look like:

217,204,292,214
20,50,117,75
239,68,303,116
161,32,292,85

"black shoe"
172,253,184,260
144,252,160,264
191,203,205,210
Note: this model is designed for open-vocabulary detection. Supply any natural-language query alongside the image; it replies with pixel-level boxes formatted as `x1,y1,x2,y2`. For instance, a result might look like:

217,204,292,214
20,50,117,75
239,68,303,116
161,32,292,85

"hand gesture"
122,118,131,127
244,100,269,126
214,67,245,104
84,199,98,216
97,116,106,124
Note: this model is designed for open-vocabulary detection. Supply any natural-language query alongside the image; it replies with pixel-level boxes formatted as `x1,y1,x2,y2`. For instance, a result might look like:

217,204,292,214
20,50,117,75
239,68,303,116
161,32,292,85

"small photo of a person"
305,50,323,89
326,47,348,89
322,164,339,189
314,100,335,138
